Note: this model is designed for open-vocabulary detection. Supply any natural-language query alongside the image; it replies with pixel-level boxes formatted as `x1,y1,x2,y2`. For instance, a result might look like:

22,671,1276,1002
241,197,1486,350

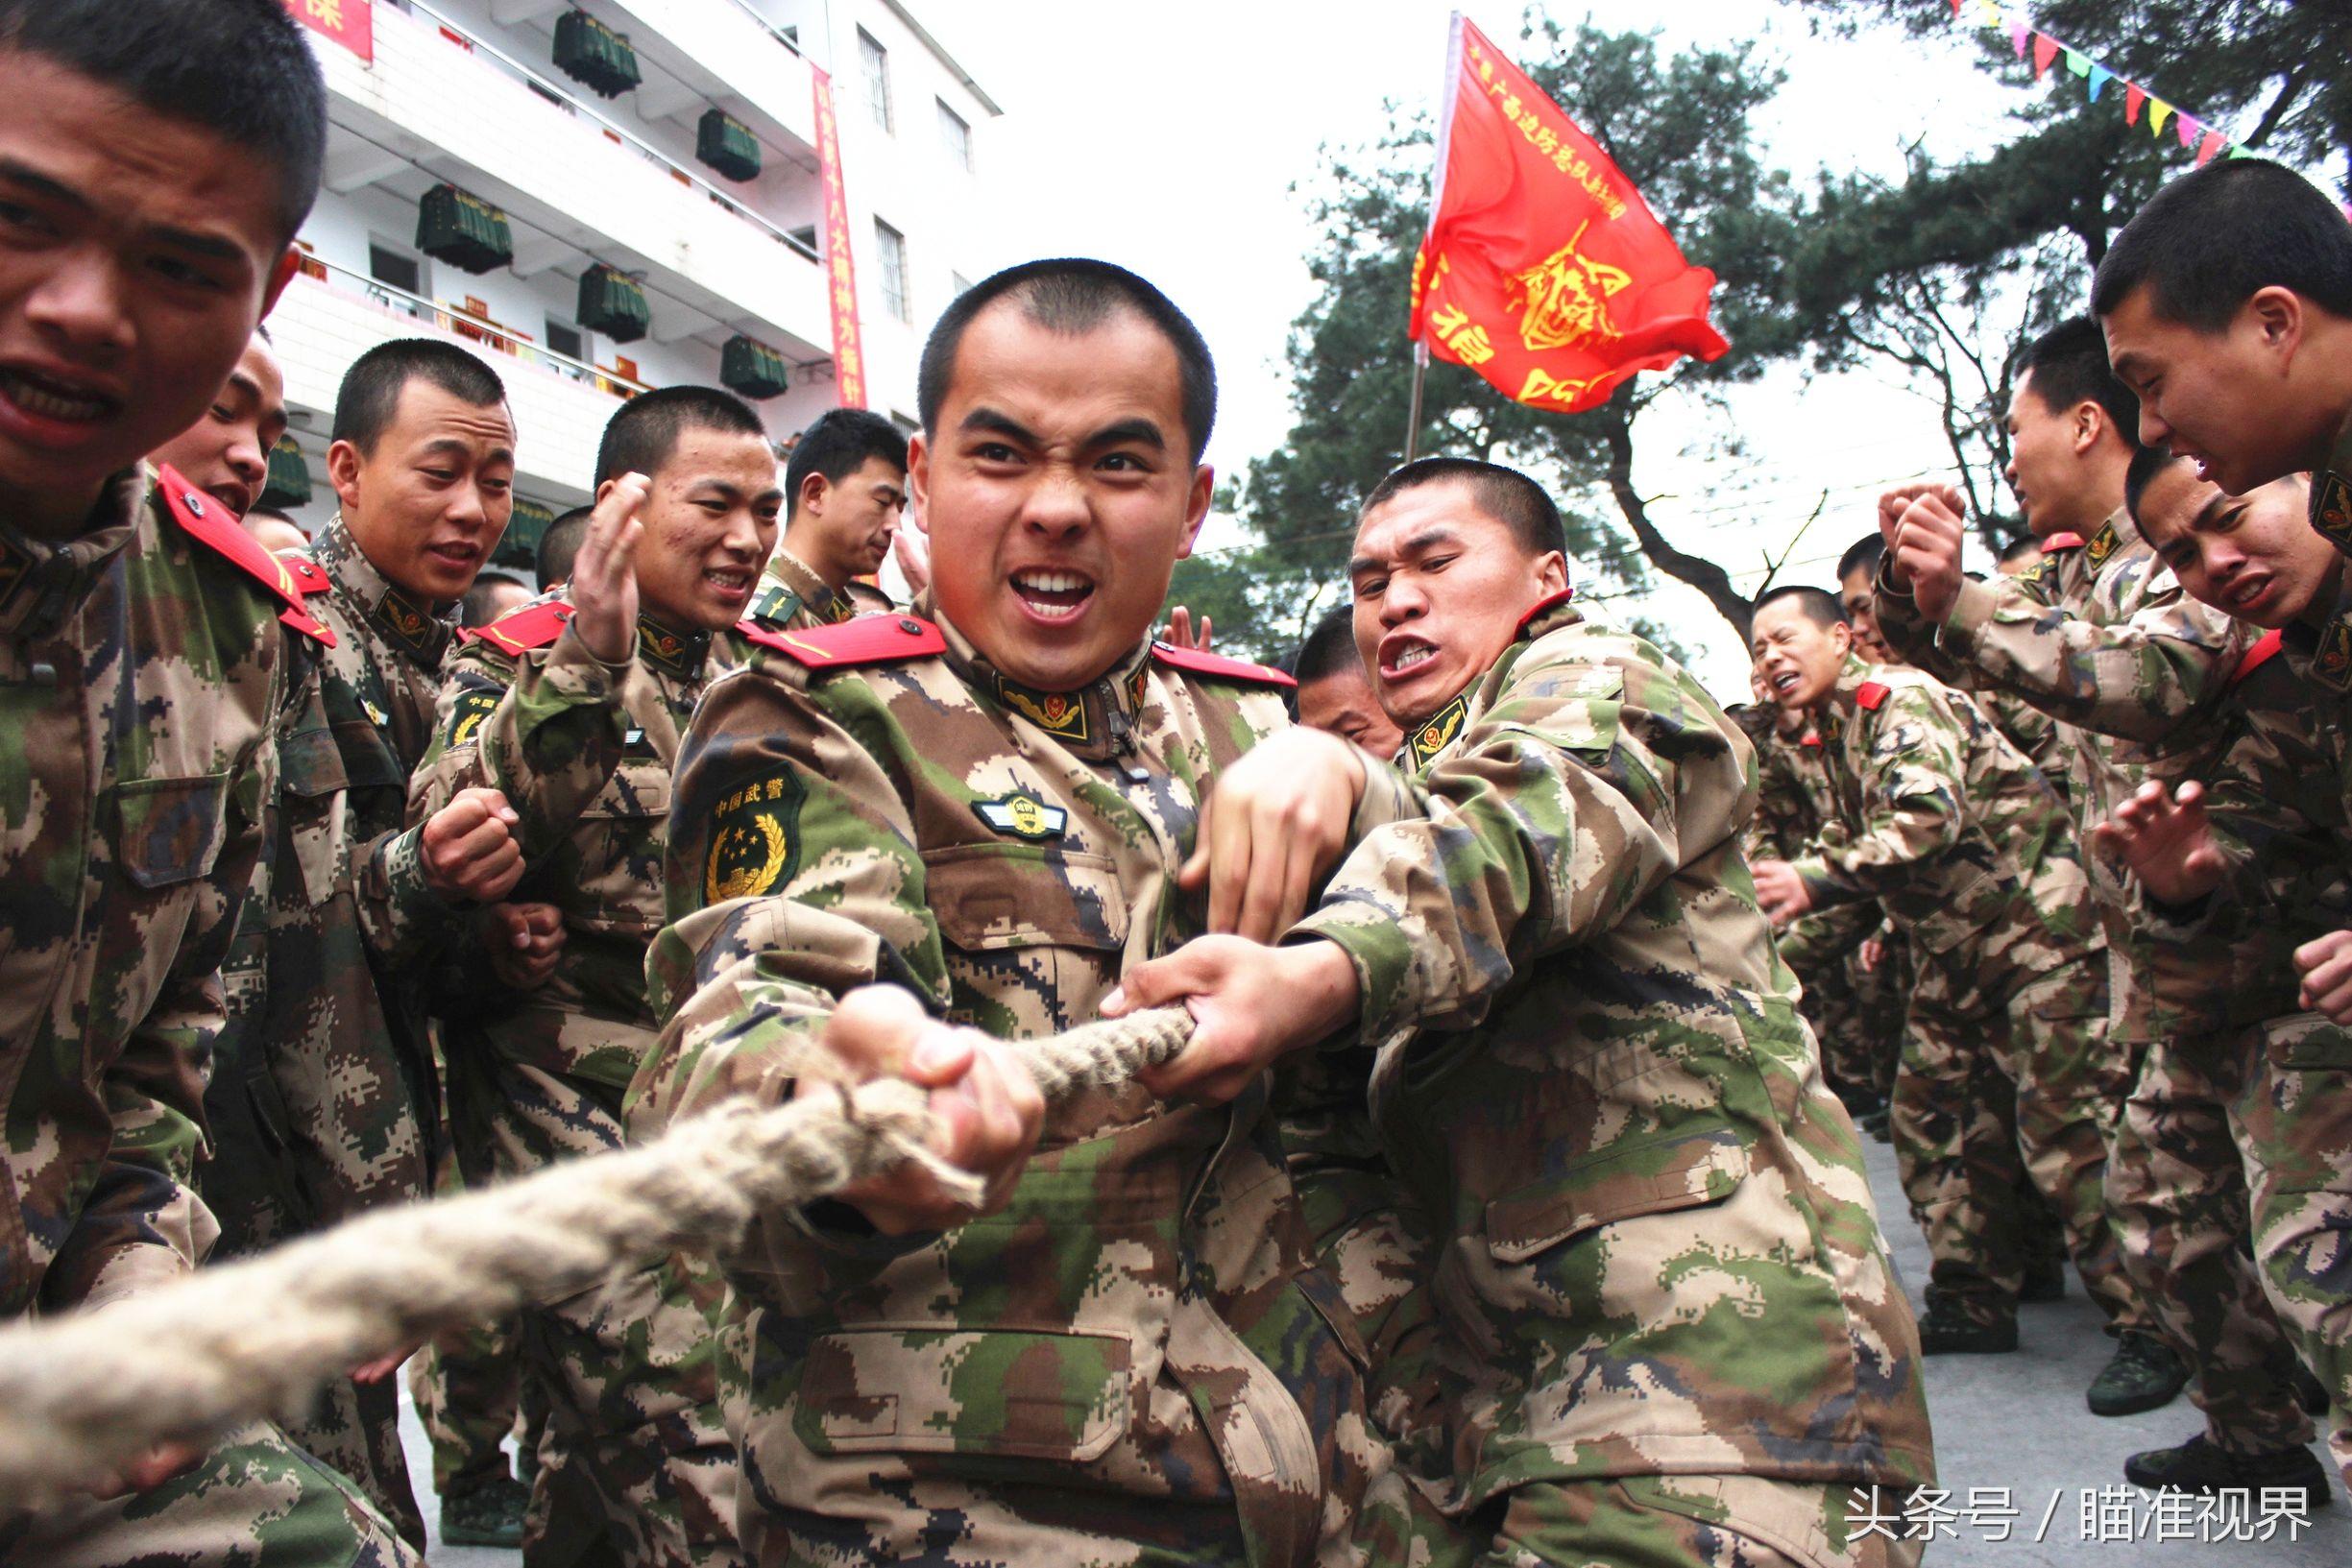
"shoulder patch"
1149,640,1297,688
2039,532,2086,552
468,600,574,656
2230,629,2287,689
704,767,803,904
1855,680,1892,712
972,791,1068,841
752,614,944,670
156,464,335,646
445,688,504,749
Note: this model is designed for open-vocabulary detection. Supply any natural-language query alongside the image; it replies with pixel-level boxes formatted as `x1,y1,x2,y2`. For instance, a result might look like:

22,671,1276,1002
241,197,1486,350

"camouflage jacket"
253,516,457,1224
1874,508,2247,915
0,469,318,1315
404,591,805,1092
1792,657,2100,970
2307,408,2352,559
750,546,853,631
1747,719,1834,864
629,605,1381,1565
1291,595,1933,1509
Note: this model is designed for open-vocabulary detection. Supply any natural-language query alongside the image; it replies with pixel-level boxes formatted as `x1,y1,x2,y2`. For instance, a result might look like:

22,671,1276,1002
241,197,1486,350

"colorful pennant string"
1945,0,2245,167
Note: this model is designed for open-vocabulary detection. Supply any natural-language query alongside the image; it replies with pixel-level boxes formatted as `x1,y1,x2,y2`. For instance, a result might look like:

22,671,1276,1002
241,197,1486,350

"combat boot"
2020,1251,2067,1304
2122,1435,2333,1510
1916,1294,2018,1354
2088,1330,2187,1415
440,1471,528,1548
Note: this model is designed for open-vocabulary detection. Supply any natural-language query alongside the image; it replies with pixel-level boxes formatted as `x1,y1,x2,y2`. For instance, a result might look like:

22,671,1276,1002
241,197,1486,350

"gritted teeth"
0,367,113,423
1391,645,1437,672
1011,569,1092,594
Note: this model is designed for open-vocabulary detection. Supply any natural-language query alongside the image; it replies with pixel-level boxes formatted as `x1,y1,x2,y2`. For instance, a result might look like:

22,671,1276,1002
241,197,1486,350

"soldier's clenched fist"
422,785,524,902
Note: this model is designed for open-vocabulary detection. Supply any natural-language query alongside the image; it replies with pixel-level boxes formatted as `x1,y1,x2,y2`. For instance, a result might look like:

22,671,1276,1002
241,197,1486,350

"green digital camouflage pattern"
407,591,756,1567
1789,658,2141,1334
1289,597,1932,1539
0,472,412,1563
631,604,1396,1566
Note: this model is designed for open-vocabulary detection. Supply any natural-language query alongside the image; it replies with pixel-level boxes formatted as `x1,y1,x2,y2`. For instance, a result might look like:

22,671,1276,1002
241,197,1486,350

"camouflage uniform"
1293,595,1933,1567
248,514,467,1545
406,1136,531,1498
0,468,412,1566
630,605,1403,1567
406,580,839,1567
757,548,854,630
1789,658,2129,1333
1873,519,2304,1435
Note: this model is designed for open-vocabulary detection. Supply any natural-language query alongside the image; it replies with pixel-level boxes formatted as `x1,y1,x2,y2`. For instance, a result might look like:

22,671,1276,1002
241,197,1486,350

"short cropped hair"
536,506,593,589
1360,457,1567,559
1293,602,1370,688
2092,158,2352,330
1836,533,1884,583
460,572,525,629
784,408,907,509
1755,584,1848,630
918,258,1218,464
2123,445,2194,527
1997,534,2044,567
331,340,507,456
2017,317,2141,449
0,0,326,243
596,385,767,488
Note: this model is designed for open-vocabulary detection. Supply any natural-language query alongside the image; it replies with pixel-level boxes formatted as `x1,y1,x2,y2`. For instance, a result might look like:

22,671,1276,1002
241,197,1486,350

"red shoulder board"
1513,587,1576,636
2229,629,2286,689
2040,532,2086,552
283,553,330,596
156,465,334,647
466,600,573,656
1150,641,1297,688
750,614,945,668
1855,680,1892,712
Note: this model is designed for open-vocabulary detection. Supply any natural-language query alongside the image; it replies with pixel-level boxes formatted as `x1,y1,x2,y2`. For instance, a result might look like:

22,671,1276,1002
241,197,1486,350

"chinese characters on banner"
1410,14,1726,415
281,0,373,62
810,67,867,409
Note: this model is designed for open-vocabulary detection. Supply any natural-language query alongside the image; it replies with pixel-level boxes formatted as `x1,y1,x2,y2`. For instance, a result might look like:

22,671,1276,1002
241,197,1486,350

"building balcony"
539,0,820,154
307,0,831,361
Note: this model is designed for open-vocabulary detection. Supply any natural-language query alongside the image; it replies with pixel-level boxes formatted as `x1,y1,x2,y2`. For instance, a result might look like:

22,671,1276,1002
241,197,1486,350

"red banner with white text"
282,0,373,62
811,67,867,409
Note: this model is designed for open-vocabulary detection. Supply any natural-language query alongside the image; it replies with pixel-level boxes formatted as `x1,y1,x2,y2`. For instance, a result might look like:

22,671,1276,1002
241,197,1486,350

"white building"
272,0,1006,570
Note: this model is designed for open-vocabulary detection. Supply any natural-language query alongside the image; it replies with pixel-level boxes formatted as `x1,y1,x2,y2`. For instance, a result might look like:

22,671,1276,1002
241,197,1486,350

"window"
859,29,891,133
545,318,586,362
368,241,422,297
936,99,972,172
875,219,909,323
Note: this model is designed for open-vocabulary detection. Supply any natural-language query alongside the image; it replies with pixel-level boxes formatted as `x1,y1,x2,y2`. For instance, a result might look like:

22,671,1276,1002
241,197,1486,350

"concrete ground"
396,1131,2348,1564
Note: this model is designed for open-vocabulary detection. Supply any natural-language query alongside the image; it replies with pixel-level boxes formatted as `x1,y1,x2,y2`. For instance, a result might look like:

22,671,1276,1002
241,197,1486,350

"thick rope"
0,1004,1194,1508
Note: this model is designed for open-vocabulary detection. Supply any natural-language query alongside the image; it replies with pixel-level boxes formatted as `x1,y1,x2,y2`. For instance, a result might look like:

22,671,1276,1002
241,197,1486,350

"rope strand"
0,1004,1195,1508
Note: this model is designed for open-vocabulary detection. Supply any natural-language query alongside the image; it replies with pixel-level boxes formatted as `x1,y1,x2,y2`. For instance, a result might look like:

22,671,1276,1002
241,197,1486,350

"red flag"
1410,16,1727,416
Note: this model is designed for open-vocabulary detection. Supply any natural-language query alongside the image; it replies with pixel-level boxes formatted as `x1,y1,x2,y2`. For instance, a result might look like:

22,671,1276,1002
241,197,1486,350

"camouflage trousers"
1850,930,1909,1102
2106,1028,2316,1458
1449,1475,1924,1568
0,1418,419,1568
405,1144,535,1494
1777,904,1880,1101
1892,942,2146,1332
445,1030,740,1568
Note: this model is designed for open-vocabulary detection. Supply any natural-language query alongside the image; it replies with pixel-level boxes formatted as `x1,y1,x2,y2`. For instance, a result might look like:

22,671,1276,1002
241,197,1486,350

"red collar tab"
1855,680,1892,712
1149,641,1297,688
2040,532,2086,552
1515,588,1577,636
466,600,574,655
751,613,945,668
157,464,334,645
1800,731,1823,748
2229,628,2286,689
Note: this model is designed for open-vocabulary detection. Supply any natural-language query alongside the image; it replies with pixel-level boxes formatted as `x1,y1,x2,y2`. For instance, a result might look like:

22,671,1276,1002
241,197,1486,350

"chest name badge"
973,792,1067,841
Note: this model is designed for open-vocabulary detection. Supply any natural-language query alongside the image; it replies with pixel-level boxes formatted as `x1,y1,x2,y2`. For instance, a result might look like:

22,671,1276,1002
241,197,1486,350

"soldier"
0,0,415,1560
246,337,532,1544
1749,590,2133,1364
629,259,1412,1565
764,406,906,626
1997,535,2045,578
1295,601,1404,757
2088,457,2341,1504
153,327,287,519
1117,458,1935,1567
1873,318,2270,1435
406,385,797,1566
539,505,593,592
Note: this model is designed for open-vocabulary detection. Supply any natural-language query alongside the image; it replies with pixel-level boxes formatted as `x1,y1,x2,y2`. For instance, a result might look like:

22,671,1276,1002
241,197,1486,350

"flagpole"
1404,12,1464,466
1404,342,1429,462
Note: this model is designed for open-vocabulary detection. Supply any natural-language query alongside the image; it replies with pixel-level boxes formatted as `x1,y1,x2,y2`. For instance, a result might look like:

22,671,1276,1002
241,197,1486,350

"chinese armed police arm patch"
1292,636,1727,1050
1790,690,1967,912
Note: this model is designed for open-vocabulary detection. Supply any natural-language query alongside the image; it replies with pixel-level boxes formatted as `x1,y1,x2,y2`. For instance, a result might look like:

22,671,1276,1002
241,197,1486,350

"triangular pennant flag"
2176,112,2202,149
2196,132,2226,166
2009,20,2029,56
1976,0,2005,24
2124,82,2146,123
2229,145,2257,159
2086,64,2112,100
2150,99,2175,137
1950,0,1963,14
2064,50,2092,78
2031,33,2060,77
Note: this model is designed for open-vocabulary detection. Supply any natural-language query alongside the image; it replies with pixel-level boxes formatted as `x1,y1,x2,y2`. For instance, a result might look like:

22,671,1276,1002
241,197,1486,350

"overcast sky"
931,1,2073,694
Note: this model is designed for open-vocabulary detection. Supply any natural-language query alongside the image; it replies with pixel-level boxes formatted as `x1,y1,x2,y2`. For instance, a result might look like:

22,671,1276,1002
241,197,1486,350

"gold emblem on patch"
973,791,1068,841
703,769,802,904
2313,471,2352,555
2316,617,2352,692
1408,694,1468,771
379,591,432,644
1507,220,1630,352
447,688,502,749
997,681,1089,742
2084,520,2120,570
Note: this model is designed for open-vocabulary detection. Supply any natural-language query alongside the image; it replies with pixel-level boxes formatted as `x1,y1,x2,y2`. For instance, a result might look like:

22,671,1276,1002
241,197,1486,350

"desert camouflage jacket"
1792,657,2100,970
748,546,853,632
1291,594,1933,1510
629,602,1383,1565
0,470,298,1315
